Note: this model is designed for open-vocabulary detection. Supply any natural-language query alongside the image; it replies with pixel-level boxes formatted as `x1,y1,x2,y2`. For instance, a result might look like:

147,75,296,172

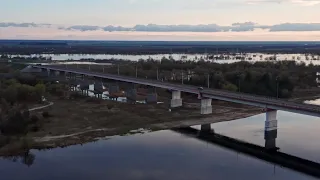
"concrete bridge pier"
265,109,278,132
264,109,278,150
171,91,182,108
54,70,60,76
93,81,104,99
71,73,77,80
108,84,120,100
146,87,158,104
200,124,212,133
46,69,51,77
109,84,120,94
201,98,212,115
62,71,67,79
265,129,277,150
79,81,89,96
126,89,137,104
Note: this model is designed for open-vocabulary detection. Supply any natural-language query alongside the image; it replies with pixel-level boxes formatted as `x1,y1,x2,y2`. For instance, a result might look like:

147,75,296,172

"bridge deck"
32,65,320,117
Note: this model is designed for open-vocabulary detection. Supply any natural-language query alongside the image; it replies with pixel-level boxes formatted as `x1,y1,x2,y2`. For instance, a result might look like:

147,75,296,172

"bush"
30,115,39,123
85,97,102,103
42,111,50,118
107,104,115,110
30,125,40,132
70,92,86,99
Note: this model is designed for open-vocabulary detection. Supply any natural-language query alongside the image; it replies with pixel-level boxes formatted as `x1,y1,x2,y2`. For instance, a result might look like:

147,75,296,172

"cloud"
0,22,52,28
0,22,38,28
133,24,228,32
3,22,320,32
65,25,101,31
102,25,132,32
245,0,320,5
270,23,320,31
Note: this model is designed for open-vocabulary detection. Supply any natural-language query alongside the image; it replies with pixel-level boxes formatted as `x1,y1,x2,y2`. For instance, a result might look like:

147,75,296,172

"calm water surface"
1,101,320,179
0,130,316,180
196,111,320,164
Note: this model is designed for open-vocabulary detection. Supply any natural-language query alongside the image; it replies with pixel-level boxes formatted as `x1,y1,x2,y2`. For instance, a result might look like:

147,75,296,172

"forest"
90,59,319,98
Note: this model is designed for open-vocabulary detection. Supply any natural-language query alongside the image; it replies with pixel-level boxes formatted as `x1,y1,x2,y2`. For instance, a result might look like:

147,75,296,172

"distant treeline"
73,59,319,98
19,42,68,46
1,41,320,55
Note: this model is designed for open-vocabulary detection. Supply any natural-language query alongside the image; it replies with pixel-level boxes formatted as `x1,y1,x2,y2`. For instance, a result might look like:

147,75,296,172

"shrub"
42,111,50,118
85,97,102,103
107,104,115,110
70,92,86,99
30,125,40,132
30,115,39,123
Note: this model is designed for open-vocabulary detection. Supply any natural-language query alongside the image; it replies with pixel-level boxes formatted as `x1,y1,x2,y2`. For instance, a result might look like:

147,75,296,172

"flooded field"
11,53,320,65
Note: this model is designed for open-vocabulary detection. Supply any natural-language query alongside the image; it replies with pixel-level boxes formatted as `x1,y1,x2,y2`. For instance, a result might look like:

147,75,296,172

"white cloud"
245,0,320,5
3,22,320,32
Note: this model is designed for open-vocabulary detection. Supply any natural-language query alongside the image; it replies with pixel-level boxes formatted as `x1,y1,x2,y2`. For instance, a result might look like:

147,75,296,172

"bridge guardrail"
33,65,320,114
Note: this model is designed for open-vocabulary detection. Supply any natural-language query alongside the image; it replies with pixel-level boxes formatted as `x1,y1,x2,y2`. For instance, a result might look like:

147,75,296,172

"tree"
222,83,238,92
4,85,18,104
34,83,46,102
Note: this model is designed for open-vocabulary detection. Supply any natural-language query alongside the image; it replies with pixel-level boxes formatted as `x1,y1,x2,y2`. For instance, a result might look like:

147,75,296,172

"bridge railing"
34,65,320,113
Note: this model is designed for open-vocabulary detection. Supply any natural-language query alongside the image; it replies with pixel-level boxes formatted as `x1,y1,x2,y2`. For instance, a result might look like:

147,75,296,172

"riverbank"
0,95,263,156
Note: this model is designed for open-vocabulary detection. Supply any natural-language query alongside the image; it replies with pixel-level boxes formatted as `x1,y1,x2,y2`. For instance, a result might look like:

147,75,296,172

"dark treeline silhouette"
1,151,35,167
72,59,319,98
1,40,320,55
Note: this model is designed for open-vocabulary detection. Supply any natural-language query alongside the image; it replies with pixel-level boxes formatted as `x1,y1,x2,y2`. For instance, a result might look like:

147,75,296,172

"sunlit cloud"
3,22,320,32
245,0,320,5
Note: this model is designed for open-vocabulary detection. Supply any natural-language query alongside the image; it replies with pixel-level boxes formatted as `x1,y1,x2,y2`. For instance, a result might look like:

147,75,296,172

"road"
32,65,320,117
29,102,54,112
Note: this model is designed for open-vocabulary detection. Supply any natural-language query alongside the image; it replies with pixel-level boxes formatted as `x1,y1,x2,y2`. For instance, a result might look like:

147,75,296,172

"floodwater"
194,110,320,163
1,100,320,180
0,130,316,180
12,53,320,65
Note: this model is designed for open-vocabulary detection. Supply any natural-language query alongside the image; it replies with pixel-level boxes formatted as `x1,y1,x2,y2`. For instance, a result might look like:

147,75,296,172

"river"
1,100,320,179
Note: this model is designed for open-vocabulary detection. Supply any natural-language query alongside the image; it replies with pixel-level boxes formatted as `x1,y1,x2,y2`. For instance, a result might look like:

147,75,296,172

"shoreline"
1,90,319,156
0,96,263,156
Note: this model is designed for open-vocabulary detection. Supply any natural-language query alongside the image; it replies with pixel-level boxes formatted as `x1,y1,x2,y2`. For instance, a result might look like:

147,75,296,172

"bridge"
29,64,320,134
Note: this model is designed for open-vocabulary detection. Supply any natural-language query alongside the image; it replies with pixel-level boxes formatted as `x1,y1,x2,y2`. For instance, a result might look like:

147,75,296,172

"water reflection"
1,151,35,167
194,110,320,164
196,124,278,150
0,130,316,180
175,126,320,178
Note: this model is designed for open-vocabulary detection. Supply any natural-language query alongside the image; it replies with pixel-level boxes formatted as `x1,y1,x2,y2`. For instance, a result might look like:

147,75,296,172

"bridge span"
31,64,320,117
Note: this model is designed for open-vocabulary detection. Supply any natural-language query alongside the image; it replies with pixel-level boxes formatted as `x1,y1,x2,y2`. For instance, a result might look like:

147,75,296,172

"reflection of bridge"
28,65,320,134
173,125,320,178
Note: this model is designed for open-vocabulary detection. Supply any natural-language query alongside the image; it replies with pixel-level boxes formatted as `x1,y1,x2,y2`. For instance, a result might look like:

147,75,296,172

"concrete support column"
170,91,182,108
264,130,277,150
72,73,76,80
200,124,211,133
146,88,158,104
264,109,278,150
265,109,278,131
94,82,104,94
109,85,120,94
54,71,60,76
146,93,158,104
201,98,212,115
46,69,51,77
125,89,137,104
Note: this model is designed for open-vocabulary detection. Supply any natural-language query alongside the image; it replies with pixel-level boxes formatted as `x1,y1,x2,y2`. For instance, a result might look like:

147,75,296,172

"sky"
1,0,320,41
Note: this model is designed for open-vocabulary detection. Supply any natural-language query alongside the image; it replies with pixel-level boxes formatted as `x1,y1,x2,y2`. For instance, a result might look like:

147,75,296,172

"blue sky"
1,0,320,40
